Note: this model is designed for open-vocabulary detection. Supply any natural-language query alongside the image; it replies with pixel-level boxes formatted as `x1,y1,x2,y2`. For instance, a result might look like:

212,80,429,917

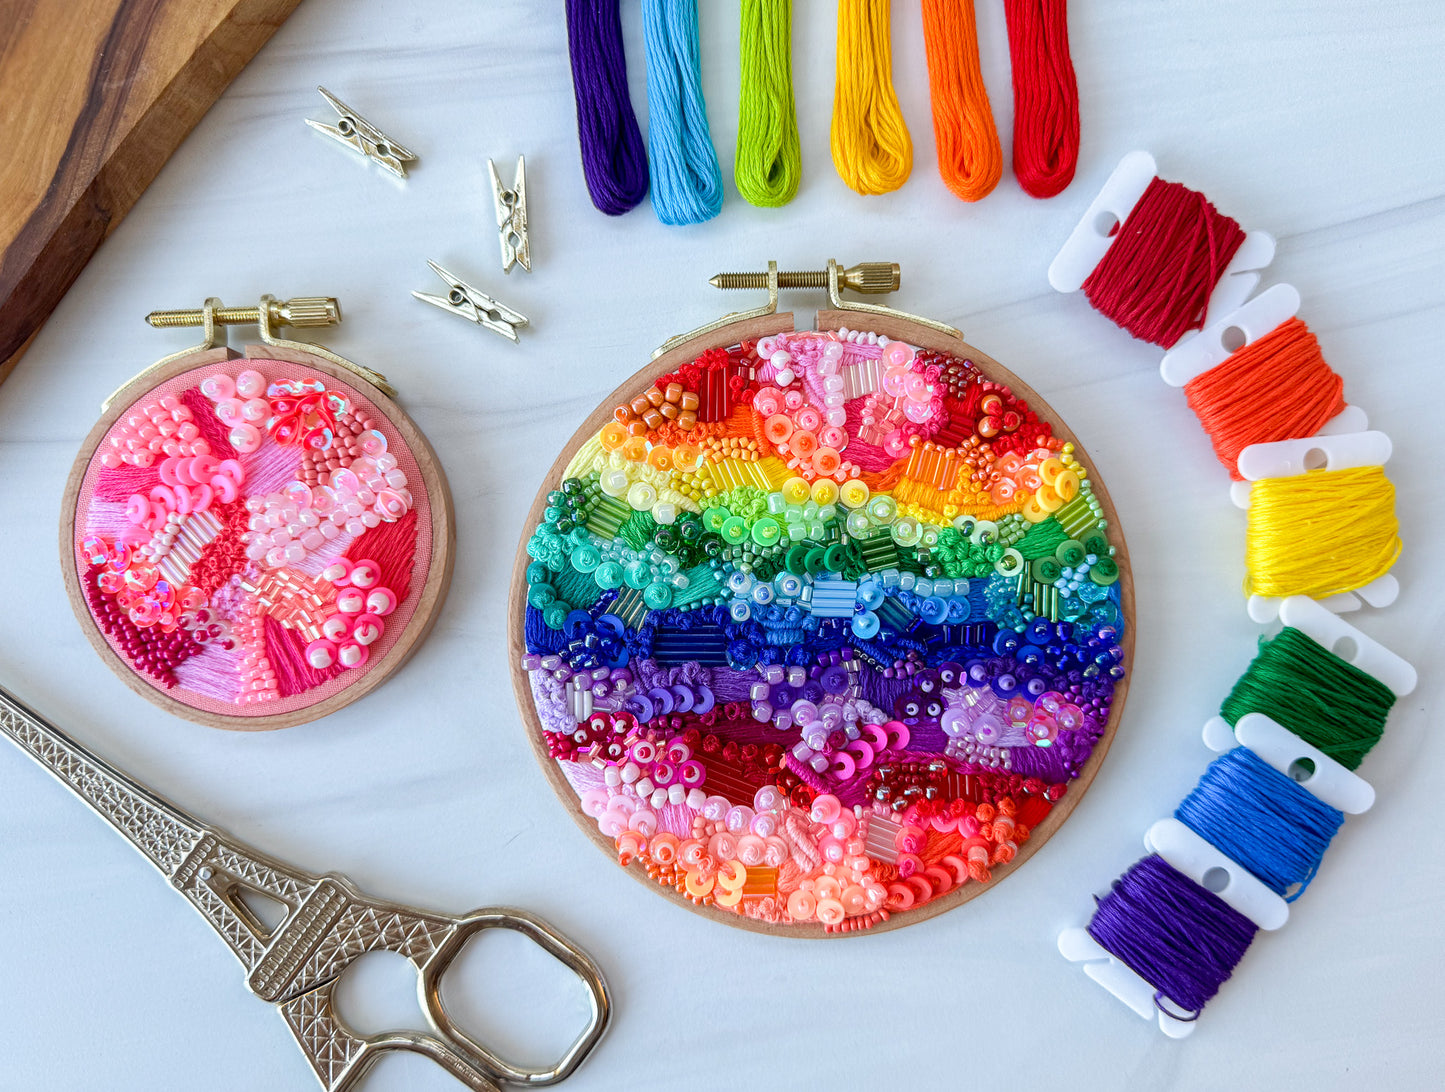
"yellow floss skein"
1244,465,1401,599
831,0,913,195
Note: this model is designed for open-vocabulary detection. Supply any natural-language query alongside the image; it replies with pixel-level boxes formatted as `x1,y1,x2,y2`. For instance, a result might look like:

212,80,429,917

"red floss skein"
1004,0,1079,198
1082,177,1247,349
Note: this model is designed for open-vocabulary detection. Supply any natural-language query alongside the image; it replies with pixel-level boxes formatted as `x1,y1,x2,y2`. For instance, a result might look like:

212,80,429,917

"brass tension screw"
145,297,342,329
708,262,901,293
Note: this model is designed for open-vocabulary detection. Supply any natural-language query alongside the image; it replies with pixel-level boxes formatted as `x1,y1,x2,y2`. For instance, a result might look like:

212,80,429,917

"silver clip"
306,86,418,179
413,260,529,343
489,156,531,273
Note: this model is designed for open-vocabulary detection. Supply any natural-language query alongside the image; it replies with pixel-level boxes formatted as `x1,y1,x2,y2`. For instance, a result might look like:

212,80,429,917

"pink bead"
241,397,269,424
201,374,236,401
336,639,368,669
810,794,842,825
351,614,384,646
322,559,354,584
881,340,914,368
360,587,395,617
229,423,261,453
305,639,338,669
322,615,351,641
336,588,365,614
214,398,243,424
283,541,306,563
235,369,266,399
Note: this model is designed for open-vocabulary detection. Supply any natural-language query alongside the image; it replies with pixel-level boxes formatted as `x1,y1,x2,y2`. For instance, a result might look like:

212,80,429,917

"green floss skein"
1220,626,1396,771
736,0,802,206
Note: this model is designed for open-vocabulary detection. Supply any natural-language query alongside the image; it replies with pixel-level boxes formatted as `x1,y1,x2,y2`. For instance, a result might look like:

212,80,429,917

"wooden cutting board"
0,0,304,384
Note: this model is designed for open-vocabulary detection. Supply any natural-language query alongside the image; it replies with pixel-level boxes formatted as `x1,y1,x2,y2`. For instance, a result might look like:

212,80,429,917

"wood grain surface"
508,310,1135,937
0,0,302,384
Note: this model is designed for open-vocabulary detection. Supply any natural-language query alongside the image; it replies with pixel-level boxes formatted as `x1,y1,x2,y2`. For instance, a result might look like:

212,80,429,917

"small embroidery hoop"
507,275,1137,935
61,298,456,731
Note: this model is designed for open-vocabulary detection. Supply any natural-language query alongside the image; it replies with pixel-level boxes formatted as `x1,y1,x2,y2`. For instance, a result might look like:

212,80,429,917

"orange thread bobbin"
1183,317,1346,480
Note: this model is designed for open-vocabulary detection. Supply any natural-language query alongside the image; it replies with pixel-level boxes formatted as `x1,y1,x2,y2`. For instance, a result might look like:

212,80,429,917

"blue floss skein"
640,0,725,225
1176,747,1344,902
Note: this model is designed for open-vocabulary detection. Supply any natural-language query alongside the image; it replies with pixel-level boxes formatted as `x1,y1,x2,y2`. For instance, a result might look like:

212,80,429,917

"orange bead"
600,422,627,450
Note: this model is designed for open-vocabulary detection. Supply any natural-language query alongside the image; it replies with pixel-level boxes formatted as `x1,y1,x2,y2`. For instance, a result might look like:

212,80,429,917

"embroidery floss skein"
1183,318,1346,479
831,0,913,196
1003,0,1079,198
1244,466,1401,600
1220,626,1396,772
1087,854,1258,1018
566,0,650,215
1082,176,1247,348
735,0,802,207
640,0,724,225
920,0,1002,202
1175,748,1344,902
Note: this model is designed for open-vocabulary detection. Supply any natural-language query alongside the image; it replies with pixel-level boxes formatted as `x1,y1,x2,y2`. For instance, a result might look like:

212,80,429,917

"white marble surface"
2,1,1443,1088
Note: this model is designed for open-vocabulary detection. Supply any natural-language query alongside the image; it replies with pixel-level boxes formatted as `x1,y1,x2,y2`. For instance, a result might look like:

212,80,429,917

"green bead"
751,516,782,547
703,507,730,533
720,516,750,544
571,545,601,573
1032,557,1063,583
1056,540,1087,567
1089,558,1120,585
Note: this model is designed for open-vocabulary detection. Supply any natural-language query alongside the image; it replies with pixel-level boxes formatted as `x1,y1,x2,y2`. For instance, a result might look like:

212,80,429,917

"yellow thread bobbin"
1244,465,1401,600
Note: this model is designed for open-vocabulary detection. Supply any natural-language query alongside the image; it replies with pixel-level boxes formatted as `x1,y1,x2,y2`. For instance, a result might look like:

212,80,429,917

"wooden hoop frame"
508,310,1135,936
62,342,455,731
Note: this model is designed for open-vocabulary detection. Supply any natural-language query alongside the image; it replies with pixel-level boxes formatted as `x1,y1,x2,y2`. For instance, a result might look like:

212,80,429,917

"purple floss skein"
565,0,650,215
1087,854,1258,1018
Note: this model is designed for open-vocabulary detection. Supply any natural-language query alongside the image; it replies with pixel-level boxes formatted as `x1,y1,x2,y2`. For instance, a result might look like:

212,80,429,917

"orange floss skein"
920,0,1002,201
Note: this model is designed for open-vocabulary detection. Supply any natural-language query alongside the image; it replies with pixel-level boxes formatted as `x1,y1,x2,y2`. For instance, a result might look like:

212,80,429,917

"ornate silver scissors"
307,87,418,179
413,260,530,343
0,685,610,1091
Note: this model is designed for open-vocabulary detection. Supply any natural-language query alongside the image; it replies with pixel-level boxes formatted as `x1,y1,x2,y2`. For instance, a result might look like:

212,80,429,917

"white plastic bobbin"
1278,595,1418,696
1057,928,1198,1039
1160,284,1370,438
1202,713,1376,814
1146,818,1289,931
1230,431,1399,621
1049,150,1277,329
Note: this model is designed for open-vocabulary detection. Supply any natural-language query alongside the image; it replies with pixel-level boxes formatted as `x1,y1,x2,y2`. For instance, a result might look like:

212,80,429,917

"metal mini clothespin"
306,86,417,179
489,156,531,273
413,260,529,343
